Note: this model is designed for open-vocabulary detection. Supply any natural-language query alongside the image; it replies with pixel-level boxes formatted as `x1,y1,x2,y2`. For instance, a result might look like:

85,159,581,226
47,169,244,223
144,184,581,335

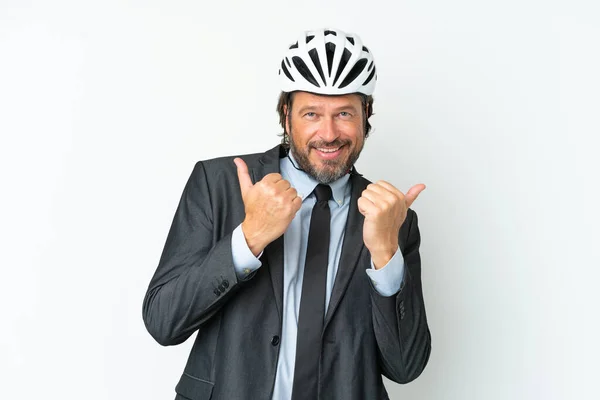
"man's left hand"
357,181,426,269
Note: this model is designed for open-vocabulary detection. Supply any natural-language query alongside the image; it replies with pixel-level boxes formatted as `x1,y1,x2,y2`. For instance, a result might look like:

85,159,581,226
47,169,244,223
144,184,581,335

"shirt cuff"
231,224,262,280
365,246,405,297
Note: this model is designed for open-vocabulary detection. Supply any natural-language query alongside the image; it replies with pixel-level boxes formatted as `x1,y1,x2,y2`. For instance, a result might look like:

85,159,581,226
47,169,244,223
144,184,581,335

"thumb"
404,183,426,208
234,158,253,195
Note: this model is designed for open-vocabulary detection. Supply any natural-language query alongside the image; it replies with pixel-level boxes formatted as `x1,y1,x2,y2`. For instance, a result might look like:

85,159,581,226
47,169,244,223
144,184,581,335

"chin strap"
285,149,305,173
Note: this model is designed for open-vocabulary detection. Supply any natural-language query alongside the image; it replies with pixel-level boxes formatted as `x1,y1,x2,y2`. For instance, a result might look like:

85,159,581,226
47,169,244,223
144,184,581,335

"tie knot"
313,184,332,203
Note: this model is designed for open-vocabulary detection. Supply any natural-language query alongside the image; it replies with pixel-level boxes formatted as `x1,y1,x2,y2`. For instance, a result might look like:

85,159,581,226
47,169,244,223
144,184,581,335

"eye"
339,111,352,118
304,112,317,118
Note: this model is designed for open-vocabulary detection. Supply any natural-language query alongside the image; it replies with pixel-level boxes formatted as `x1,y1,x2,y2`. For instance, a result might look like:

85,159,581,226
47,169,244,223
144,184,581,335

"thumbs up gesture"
357,181,426,269
234,158,302,256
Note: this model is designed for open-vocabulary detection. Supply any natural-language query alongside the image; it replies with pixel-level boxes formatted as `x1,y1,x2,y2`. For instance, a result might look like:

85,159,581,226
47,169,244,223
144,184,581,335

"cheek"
337,121,364,143
293,121,320,143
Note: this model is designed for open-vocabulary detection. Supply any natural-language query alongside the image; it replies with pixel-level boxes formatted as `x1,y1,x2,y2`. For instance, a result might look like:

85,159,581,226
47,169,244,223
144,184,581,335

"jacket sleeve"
142,161,242,346
370,209,432,383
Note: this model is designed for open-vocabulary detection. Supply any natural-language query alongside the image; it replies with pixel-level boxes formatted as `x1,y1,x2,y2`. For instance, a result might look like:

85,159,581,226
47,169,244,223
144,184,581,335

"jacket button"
222,280,229,288
213,288,220,296
271,335,280,346
219,283,226,292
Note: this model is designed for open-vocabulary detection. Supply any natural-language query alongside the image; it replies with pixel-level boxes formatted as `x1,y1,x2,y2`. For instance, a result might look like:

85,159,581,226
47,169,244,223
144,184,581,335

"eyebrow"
296,104,360,114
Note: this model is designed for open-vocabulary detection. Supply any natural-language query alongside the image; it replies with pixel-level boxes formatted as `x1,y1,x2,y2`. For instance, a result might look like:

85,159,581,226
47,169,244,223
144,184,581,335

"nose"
318,116,339,143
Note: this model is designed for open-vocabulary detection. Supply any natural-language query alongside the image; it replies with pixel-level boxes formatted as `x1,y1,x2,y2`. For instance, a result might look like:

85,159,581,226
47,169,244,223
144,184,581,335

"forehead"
293,91,362,109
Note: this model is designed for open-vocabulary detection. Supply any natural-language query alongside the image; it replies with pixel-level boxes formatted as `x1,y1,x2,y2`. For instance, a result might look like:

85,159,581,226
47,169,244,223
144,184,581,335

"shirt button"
271,335,280,346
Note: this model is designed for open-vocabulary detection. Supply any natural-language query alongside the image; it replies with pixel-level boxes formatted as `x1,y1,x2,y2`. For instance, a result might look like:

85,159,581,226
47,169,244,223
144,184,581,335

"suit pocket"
175,373,214,400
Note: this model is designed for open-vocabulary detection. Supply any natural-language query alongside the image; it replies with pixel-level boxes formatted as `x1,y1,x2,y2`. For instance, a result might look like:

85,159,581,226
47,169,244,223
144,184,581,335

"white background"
1,1,599,399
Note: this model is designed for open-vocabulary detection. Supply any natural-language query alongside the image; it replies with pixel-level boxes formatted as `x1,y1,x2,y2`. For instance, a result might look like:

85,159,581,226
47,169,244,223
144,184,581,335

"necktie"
291,184,332,400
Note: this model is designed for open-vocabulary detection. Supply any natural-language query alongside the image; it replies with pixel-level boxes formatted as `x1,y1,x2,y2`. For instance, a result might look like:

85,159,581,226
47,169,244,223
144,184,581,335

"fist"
234,158,302,256
357,181,426,268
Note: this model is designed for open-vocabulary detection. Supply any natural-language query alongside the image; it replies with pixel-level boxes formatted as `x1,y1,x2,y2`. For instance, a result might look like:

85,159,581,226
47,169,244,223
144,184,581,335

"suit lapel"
252,145,286,322
324,172,369,329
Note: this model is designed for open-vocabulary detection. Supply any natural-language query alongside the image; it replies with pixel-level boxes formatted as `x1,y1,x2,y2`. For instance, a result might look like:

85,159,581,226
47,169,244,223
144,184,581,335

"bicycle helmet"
279,28,377,95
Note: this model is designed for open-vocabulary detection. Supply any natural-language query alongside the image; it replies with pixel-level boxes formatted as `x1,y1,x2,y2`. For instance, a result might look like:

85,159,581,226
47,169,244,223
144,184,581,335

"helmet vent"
339,58,368,89
367,60,374,71
324,30,337,36
326,42,335,77
347,37,355,45
289,42,298,49
281,60,295,82
292,56,320,88
363,65,376,86
308,48,326,86
333,48,352,86
362,46,369,53
306,35,315,43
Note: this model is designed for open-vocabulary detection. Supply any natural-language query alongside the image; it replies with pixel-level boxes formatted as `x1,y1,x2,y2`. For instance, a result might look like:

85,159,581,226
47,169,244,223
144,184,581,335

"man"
143,28,431,400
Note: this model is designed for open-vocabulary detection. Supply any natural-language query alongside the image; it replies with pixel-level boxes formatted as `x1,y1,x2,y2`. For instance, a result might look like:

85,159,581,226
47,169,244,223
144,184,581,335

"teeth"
317,147,340,153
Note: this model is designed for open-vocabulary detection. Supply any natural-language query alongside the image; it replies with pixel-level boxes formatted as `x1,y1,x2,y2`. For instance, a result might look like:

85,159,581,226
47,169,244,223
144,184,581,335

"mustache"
309,139,351,149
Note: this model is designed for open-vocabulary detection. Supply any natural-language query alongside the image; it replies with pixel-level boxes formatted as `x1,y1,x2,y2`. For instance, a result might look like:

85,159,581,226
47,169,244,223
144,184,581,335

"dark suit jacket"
143,145,431,400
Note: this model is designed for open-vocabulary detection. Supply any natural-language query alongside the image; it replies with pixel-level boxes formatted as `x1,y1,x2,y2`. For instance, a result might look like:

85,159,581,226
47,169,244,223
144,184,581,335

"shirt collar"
280,149,351,207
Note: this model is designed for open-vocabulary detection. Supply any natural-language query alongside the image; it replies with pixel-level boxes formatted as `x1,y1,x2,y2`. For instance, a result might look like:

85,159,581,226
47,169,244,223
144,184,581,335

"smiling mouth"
314,146,343,153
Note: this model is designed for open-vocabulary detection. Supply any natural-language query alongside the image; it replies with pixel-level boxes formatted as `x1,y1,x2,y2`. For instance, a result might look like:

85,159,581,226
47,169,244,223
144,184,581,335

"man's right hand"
234,158,302,256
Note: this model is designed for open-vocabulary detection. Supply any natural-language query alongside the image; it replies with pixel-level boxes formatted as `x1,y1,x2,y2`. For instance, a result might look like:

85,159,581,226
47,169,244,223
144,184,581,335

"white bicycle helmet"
279,28,377,95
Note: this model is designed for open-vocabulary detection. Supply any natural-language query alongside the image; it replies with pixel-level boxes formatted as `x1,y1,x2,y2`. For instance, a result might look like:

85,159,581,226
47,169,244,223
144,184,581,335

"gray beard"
289,139,363,184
